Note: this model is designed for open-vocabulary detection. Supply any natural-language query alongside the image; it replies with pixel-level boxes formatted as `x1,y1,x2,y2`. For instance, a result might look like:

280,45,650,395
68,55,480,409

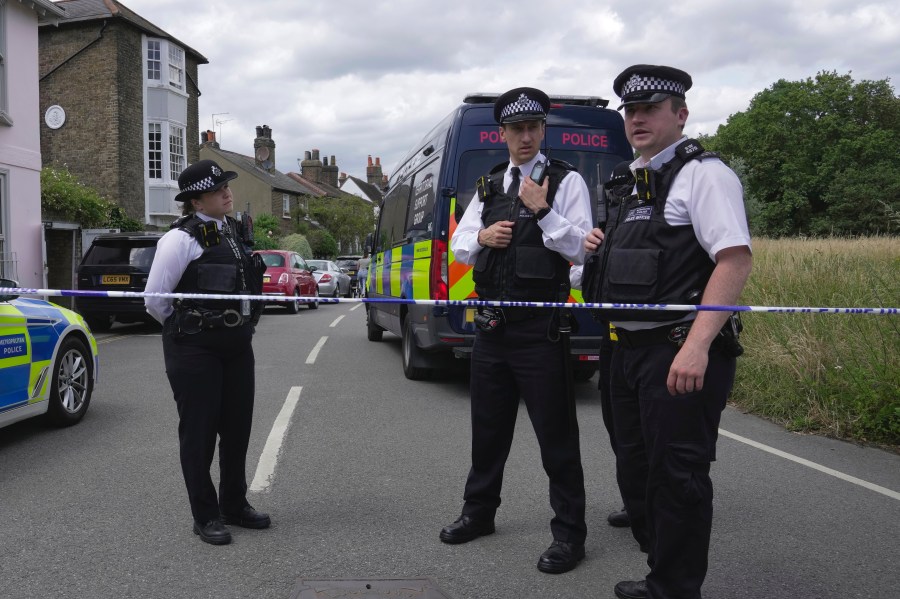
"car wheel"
366,306,383,341
402,317,430,380
344,283,353,298
85,315,112,332
307,288,319,310
286,289,300,314
45,337,94,427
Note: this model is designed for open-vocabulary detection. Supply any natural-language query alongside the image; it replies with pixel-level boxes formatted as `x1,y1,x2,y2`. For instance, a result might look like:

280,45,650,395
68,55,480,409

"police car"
0,279,99,430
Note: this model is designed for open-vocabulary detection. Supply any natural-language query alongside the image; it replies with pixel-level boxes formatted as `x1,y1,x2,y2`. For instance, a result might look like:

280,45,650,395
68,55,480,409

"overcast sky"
119,0,899,182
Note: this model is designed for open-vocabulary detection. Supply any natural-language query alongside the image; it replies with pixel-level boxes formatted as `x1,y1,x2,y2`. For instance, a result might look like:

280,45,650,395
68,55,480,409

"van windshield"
455,149,624,224
82,241,158,268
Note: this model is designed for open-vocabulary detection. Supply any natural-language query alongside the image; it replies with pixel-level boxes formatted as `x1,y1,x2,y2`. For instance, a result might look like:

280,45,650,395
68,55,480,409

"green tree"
308,196,375,253
252,213,281,250
306,229,338,258
41,167,142,230
705,71,900,236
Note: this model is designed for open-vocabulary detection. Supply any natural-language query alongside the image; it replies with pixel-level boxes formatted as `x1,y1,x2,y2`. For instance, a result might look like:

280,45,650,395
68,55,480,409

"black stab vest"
472,159,574,302
172,215,253,312
593,139,719,321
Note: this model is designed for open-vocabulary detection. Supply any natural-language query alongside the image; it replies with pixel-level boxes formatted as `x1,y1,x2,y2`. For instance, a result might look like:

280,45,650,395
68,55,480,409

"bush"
41,167,145,230
280,234,313,259
252,213,281,249
306,229,338,258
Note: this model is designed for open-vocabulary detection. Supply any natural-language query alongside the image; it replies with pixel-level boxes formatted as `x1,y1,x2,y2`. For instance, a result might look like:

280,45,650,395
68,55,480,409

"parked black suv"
75,231,164,331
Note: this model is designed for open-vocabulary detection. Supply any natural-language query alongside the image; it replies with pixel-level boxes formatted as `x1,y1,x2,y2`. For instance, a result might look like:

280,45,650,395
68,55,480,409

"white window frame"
144,37,187,97
168,45,184,91
0,2,10,126
169,125,185,180
148,122,162,180
282,193,291,218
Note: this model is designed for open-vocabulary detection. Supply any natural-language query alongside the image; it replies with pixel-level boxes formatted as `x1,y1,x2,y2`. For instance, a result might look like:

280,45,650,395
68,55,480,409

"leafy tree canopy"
307,195,375,254
41,167,142,230
702,71,900,236
280,233,313,259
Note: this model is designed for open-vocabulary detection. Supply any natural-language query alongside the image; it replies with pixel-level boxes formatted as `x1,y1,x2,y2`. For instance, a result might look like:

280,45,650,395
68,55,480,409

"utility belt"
474,306,545,332
169,303,246,337
613,314,744,357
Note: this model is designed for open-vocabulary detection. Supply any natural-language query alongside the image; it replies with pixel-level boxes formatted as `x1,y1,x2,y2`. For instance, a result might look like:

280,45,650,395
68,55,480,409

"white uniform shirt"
450,152,593,266
144,214,228,324
612,136,752,330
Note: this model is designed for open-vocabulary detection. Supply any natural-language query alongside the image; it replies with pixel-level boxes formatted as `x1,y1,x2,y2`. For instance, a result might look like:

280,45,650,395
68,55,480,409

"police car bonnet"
613,65,692,110
174,160,238,202
494,87,551,124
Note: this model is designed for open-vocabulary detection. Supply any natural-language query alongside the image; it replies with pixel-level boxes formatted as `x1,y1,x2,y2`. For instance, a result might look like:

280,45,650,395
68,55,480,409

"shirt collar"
631,136,687,171
195,212,227,230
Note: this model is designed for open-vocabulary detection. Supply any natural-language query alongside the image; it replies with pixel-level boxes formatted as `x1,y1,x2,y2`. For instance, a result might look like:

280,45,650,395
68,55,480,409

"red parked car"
254,250,319,313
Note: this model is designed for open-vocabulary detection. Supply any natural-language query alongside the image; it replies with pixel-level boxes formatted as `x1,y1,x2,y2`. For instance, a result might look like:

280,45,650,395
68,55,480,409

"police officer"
145,160,269,546
441,87,593,574
583,66,752,598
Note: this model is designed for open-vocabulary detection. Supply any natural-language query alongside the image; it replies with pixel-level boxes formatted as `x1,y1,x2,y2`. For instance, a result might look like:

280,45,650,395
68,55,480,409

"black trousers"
462,313,587,544
610,339,734,599
163,324,255,524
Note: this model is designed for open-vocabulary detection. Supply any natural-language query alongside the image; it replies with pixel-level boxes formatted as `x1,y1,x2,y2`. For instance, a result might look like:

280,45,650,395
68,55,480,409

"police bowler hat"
613,65,693,110
494,87,551,124
174,159,238,202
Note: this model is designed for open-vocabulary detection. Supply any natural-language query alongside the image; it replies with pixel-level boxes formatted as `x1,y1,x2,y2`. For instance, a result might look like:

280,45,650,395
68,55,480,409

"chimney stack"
253,125,276,171
322,154,339,187
204,129,219,149
301,149,323,182
367,155,384,187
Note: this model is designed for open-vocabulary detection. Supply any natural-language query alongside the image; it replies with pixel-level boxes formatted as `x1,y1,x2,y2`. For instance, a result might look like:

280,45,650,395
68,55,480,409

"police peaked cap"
613,65,693,110
494,87,551,124
174,159,238,202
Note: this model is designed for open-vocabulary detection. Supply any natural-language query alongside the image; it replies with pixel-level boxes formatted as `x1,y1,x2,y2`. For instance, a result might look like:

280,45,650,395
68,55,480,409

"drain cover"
290,578,454,598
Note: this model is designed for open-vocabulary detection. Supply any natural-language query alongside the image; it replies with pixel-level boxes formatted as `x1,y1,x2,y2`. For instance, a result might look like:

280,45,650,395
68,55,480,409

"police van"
365,92,633,380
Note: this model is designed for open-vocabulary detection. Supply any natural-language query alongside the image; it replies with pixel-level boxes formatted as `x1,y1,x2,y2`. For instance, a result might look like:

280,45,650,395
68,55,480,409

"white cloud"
118,0,900,181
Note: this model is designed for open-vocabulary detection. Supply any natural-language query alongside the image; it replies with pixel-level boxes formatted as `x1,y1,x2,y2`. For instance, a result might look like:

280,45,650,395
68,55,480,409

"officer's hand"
478,221,515,249
584,228,605,252
667,342,709,395
519,177,549,213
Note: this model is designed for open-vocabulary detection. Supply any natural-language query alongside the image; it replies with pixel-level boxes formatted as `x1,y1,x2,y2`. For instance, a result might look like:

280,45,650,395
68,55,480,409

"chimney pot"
376,157,381,166
256,126,264,137
201,131,208,143
367,155,373,167
208,131,217,142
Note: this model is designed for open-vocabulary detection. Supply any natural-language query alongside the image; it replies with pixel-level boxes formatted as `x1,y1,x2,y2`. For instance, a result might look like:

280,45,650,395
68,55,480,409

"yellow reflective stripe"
0,305,30,368
411,240,431,299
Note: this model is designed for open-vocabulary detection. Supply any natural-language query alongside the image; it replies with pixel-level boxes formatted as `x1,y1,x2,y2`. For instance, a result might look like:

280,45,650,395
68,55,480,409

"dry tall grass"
733,237,899,446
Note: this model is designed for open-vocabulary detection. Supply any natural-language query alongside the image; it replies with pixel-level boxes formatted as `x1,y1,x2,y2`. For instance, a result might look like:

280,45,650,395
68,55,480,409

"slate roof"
48,0,207,62
203,147,317,196
344,175,383,203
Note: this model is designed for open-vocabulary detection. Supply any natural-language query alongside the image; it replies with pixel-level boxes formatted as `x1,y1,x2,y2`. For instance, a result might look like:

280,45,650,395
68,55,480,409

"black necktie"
508,166,521,199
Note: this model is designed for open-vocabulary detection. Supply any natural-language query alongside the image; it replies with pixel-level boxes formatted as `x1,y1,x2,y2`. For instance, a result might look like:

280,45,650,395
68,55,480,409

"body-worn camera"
474,307,505,332
530,160,548,185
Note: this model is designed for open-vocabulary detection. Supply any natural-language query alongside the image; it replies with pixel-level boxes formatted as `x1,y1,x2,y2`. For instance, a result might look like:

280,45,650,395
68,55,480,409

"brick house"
38,0,207,230
200,127,356,235
0,0,65,287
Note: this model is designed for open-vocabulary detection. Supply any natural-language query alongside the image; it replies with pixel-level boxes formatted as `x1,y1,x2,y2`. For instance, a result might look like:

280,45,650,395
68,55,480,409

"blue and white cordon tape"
4,288,899,315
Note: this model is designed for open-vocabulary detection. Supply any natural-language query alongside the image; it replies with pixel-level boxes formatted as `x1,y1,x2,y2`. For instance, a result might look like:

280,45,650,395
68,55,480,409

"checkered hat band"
622,75,685,98
500,94,545,119
183,176,216,193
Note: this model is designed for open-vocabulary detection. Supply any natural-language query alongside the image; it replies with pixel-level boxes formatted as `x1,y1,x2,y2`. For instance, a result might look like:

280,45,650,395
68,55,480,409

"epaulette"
548,157,577,172
488,161,509,175
173,215,221,247
170,214,197,230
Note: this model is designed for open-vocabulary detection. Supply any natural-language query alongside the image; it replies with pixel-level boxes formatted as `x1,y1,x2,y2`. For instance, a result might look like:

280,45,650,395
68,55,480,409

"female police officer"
145,160,269,545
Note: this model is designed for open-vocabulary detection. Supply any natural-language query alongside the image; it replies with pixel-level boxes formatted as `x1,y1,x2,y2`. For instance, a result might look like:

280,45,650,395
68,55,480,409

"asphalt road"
1,301,898,599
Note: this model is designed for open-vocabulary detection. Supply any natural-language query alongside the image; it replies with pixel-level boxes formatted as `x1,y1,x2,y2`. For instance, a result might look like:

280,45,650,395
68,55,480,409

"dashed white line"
330,315,345,327
719,428,900,501
350,303,364,311
306,336,328,364
249,386,302,493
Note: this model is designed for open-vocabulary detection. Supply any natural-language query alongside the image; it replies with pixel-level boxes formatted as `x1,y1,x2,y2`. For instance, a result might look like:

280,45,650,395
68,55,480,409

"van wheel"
286,289,300,314
402,318,430,380
45,337,93,427
366,306,383,341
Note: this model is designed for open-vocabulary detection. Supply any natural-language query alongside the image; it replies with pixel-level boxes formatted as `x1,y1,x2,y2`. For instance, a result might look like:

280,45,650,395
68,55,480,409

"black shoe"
222,505,271,529
614,580,648,599
536,540,585,574
607,508,631,528
193,519,232,545
439,515,495,544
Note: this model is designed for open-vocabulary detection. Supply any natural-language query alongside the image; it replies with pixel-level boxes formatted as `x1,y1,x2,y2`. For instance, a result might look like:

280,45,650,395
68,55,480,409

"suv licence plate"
101,275,131,285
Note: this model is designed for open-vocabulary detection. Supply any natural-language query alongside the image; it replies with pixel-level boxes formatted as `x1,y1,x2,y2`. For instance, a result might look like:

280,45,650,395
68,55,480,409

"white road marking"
719,428,900,501
330,315,345,327
249,386,302,493
350,303,364,311
306,336,327,364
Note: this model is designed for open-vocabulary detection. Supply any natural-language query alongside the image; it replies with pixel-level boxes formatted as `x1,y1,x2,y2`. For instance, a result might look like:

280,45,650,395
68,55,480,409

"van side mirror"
0,278,20,302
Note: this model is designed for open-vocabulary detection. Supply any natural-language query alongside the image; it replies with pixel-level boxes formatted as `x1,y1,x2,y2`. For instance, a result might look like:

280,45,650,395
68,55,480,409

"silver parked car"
308,260,352,298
